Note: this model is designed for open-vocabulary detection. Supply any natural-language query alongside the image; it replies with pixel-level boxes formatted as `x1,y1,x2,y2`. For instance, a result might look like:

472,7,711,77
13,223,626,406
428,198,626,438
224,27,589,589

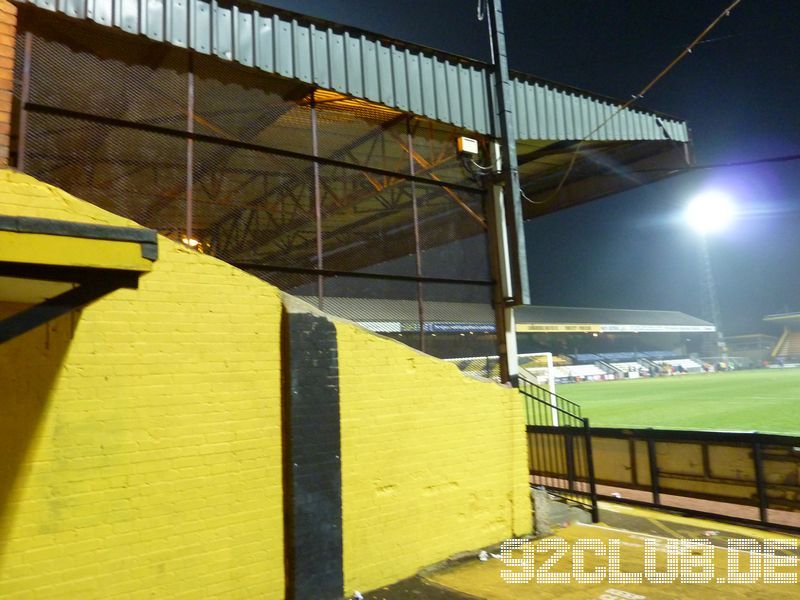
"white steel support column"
490,141,519,385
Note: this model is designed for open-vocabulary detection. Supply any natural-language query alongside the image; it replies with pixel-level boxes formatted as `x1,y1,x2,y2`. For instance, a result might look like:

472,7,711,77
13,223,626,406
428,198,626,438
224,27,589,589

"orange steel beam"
391,133,486,229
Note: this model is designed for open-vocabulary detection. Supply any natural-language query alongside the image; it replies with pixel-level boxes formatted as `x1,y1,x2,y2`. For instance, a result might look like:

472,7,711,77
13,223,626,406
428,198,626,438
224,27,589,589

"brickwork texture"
336,320,531,595
0,169,531,598
0,171,286,598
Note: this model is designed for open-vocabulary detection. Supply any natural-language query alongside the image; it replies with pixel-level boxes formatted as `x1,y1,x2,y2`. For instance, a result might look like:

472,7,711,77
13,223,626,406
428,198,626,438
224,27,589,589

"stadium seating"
610,361,644,372
642,350,680,360
773,330,800,360
449,351,710,383
655,358,703,373
564,364,610,380
571,353,601,362
572,351,681,363
599,352,638,362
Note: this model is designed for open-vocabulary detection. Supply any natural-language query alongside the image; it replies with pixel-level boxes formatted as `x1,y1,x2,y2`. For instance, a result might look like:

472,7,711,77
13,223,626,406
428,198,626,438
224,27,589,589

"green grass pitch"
556,368,800,435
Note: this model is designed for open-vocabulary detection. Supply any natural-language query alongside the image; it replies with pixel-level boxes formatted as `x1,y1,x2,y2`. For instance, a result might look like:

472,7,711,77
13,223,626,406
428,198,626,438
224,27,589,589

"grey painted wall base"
283,311,343,599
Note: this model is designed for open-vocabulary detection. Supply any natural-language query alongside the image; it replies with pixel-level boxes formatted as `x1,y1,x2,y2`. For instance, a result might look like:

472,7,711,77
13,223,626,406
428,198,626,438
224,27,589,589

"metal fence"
12,9,495,359
528,424,800,531
520,374,599,521
590,428,800,529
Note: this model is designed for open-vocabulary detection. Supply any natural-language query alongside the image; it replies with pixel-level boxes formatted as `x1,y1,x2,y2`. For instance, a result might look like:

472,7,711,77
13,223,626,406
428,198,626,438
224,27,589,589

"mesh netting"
15,12,496,361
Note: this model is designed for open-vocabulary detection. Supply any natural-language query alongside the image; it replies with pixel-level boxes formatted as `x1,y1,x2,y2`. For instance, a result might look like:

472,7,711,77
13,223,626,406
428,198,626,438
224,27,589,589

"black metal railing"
576,427,800,530
521,373,800,531
519,375,583,426
519,374,598,522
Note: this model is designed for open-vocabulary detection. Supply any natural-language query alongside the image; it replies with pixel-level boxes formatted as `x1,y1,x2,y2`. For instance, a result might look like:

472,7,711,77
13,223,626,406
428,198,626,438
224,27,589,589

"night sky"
264,0,800,336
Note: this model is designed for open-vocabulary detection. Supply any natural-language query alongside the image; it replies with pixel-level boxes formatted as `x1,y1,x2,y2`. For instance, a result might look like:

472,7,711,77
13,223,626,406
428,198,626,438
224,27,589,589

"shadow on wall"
0,304,74,564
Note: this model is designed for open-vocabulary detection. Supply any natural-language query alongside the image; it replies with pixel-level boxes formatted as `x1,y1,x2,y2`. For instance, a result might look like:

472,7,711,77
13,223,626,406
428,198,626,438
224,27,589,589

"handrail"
518,373,583,421
521,377,599,522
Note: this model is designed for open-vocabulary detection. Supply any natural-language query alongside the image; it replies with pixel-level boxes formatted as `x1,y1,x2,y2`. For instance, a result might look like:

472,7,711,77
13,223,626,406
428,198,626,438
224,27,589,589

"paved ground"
363,577,481,599
364,501,800,599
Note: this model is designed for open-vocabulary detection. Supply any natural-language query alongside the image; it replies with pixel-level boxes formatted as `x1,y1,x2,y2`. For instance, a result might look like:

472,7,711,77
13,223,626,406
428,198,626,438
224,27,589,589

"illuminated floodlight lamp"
685,190,735,234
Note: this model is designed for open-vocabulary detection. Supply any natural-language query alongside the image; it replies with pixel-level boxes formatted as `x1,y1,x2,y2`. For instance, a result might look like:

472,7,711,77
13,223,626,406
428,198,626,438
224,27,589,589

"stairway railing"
519,373,598,522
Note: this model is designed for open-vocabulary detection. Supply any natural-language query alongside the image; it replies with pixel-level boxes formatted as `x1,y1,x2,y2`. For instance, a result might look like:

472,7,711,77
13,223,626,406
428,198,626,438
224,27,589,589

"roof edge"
18,0,689,142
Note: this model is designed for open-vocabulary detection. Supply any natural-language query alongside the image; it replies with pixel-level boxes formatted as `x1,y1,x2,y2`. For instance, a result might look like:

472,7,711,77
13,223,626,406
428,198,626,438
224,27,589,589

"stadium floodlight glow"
685,189,734,366
685,190,735,234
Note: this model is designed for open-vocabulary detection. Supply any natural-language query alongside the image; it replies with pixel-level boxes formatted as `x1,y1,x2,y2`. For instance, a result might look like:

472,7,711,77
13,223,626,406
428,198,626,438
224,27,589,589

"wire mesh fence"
14,11,496,361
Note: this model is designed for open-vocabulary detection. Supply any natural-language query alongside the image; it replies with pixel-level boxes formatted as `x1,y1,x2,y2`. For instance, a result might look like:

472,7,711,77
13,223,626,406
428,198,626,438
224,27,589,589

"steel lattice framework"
11,6,692,357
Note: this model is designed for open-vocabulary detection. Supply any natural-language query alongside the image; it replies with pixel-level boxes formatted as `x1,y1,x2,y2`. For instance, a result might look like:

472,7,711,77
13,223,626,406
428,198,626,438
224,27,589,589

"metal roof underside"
18,0,689,143
514,305,714,328
297,297,712,329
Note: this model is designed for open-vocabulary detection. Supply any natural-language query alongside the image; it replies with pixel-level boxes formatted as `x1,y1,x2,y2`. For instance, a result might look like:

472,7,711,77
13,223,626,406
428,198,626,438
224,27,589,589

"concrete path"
365,501,800,599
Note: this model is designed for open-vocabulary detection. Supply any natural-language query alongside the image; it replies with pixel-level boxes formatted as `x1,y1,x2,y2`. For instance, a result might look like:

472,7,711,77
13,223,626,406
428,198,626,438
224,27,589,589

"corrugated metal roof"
20,0,689,143
510,75,688,142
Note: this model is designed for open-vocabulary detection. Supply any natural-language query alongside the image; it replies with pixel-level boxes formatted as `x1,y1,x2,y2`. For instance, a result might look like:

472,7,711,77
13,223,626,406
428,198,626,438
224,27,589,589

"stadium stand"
449,351,714,382
774,331,800,360
562,364,611,381
764,313,800,362
610,361,645,372
641,350,681,360
598,352,639,362
571,351,682,362
725,334,776,364
656,358,703,373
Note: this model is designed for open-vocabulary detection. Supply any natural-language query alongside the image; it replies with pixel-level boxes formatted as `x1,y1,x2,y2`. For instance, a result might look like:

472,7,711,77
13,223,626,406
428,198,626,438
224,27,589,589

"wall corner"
0,0,15,168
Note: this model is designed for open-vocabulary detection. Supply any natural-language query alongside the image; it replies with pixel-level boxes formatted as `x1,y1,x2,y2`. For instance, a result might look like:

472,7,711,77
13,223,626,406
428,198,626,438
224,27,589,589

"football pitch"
557,368,800,435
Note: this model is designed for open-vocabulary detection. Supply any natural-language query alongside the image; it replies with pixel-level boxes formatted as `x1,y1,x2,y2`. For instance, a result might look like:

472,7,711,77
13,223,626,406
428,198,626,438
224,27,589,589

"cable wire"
478,0,495,65
519,185,550,205
519,152,800,204
633,152,800,175
469,157,493,171
546,25,794,73
539,0,743,206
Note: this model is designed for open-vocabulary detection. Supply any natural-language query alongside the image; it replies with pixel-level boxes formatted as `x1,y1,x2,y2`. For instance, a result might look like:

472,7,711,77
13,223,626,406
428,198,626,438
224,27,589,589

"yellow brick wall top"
334,319,532,594
0,169,142,227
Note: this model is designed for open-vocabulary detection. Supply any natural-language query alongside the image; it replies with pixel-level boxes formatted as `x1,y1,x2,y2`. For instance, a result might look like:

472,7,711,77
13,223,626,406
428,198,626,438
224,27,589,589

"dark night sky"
264,0,800,335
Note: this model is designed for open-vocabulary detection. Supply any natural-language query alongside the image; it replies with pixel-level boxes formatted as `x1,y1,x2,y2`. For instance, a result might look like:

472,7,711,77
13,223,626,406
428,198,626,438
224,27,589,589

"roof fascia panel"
20,0,689,142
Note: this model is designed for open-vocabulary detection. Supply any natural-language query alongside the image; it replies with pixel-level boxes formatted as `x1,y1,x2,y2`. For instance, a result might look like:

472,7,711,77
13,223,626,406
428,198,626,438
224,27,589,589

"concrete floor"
364,501,800,599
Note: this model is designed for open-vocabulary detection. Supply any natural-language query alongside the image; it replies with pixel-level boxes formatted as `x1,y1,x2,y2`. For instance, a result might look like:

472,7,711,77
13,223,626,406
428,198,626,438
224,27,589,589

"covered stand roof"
299,298,714,334
514,305,714,333
17,0,692,275
20,0,688,140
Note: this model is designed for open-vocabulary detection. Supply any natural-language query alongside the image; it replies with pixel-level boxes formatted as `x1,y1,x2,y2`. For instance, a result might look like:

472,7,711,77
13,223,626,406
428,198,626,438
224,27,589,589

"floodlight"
685,190,735,234
456,136,479,155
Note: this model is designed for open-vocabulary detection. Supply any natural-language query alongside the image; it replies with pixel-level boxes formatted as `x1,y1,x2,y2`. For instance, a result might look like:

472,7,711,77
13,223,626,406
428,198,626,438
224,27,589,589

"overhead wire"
533,0,743,206
630,152,800,175
545,23,792,73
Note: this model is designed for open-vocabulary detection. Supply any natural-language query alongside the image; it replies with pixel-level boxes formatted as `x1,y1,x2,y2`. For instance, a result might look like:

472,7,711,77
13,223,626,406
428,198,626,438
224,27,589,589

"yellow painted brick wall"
0,171,285,598
335,320,531,595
